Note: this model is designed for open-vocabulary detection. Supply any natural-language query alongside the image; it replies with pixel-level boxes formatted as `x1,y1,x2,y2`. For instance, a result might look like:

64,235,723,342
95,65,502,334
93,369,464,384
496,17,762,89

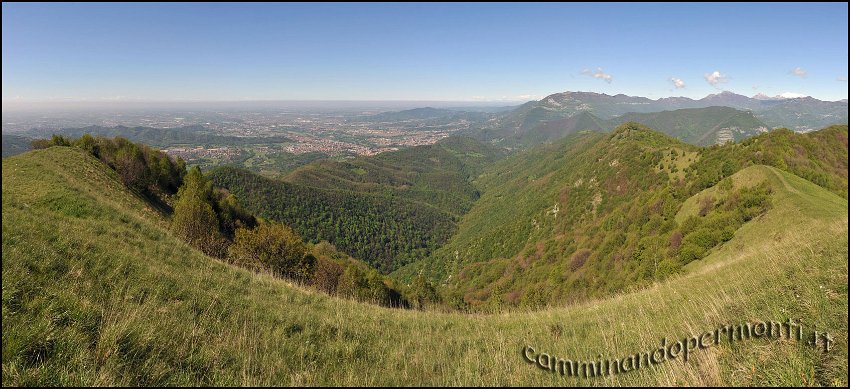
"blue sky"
2,2,848,102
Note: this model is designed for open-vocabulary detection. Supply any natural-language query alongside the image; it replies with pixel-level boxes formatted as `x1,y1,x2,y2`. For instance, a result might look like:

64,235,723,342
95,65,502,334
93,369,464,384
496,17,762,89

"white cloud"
752,85,759,90
581,67,613,83
779,92,807,99
670,78,686,89
790,67,807,78
704,71,728,87
838,77,848,82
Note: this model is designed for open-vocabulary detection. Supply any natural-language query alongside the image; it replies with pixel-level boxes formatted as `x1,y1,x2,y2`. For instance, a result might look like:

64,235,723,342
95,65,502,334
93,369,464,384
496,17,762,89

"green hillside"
3,142,847,386
609,106,770,146
284,136,505,216
395,124,848,309
756,98,849,131
515,111,607,146
209,136,506,272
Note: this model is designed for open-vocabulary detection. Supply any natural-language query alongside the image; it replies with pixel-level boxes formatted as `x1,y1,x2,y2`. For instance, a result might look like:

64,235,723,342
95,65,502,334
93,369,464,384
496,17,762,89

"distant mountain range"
468,91,848,146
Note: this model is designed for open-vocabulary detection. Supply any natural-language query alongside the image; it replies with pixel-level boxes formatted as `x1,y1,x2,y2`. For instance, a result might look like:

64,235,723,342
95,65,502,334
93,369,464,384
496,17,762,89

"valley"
2,133,846,385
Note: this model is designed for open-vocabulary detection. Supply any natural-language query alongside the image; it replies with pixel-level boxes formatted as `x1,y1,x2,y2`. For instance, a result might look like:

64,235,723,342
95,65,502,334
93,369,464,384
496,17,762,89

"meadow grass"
2,147,847,386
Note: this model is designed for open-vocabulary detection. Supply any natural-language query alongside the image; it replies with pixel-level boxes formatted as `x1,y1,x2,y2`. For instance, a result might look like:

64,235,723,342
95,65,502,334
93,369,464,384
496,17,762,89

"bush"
655,258,679,278
337,266,370,301
365,272,390,305
669,230,683,252
677,242,704,264
311,256,344,294
227,222,314,281
698,196,714,217
569,249,591,272
408,275,439,309
335,265,394,306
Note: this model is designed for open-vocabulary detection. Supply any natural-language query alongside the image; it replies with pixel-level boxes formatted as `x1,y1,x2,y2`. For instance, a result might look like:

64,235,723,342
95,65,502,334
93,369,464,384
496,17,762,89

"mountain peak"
703,91,748,99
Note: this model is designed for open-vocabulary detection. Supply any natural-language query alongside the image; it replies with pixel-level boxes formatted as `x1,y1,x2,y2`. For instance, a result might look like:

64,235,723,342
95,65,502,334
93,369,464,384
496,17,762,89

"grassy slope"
2,147,847,386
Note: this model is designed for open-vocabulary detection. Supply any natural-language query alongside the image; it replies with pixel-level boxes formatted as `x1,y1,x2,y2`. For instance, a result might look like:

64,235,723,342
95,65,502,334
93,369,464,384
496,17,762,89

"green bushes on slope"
227,223,315,281
33,134,186,199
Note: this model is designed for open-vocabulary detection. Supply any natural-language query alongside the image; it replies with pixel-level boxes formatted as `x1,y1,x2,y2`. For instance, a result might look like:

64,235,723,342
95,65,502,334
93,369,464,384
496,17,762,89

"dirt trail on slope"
767,166,799,195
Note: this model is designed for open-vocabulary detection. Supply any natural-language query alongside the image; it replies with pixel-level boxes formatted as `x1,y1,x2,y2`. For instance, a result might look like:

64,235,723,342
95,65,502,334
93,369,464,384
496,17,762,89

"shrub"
569,249,591,272
669,230,683,252
337,266,370,300
698,196,714,217
677,242,704,264
311,256,344,294
408,275,440,309
227,222,313,281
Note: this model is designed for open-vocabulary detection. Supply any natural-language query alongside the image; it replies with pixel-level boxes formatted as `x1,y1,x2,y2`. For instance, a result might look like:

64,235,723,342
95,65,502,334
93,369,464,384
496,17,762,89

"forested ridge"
395,124,849,310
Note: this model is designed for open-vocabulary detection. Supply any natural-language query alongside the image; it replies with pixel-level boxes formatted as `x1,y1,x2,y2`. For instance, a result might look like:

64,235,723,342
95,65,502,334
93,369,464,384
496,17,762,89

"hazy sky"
2,2,848,102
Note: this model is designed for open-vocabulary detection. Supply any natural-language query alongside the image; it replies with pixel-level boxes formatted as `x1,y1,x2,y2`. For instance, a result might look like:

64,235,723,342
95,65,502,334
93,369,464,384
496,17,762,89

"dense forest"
210,166,456,273
210,136,506,273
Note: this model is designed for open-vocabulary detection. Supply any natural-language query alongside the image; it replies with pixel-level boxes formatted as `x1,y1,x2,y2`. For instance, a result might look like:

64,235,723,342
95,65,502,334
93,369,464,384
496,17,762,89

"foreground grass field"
2,147,847,386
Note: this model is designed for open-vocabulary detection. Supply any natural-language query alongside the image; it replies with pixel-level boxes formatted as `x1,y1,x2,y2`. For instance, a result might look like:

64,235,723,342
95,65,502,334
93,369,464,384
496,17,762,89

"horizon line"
3,90,848,107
